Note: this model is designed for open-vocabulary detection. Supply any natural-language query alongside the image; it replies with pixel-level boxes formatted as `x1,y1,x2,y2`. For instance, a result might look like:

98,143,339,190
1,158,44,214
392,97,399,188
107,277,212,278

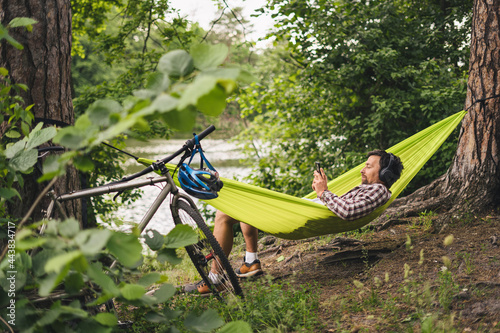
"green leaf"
9,148,37,172
143,229,164,251
137,272,162,287
156,248,182,266
120,283,146,300
161,107,197,132
88,99,122,127
74,155,95,172
151,283,176,304
39,265,70,296
5,140,26,159
218,321,253,333
0,26,23,49
158,50,194,77
5,130,20,138
0,188,20,200
184,309,224,333
94,313,118,327
178,76,218,110
45,250,83,273
58,218,80,238
163,224,198,249
191,43,228,70
196,84,228,117
145,72,170,92
8,18,38,29
65,272,84,295
107,232,142,268
38,154,67,182
87,262,120,296
15,236,46,251
33,249,58,277
138,94,178,117
76,229,112,256
26,126,57,150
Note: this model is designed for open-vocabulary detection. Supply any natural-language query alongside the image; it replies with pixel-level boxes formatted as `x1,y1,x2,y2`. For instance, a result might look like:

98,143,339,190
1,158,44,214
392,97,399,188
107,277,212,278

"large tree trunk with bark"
381,0,500,222
0,0,81,222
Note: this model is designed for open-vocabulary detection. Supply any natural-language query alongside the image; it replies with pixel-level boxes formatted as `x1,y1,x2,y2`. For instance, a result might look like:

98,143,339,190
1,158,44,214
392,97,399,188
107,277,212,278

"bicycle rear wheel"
172,199,243,298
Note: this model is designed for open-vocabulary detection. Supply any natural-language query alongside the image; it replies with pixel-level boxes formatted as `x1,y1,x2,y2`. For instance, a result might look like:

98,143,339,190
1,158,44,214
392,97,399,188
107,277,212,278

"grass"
118,276,324,332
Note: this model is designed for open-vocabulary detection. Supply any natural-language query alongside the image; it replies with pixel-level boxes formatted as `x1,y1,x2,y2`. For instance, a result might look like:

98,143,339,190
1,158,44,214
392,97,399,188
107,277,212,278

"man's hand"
312,168,328,197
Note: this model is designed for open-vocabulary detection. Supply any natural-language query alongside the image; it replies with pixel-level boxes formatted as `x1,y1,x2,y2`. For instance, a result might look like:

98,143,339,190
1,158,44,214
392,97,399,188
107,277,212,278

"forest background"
70,0,471,204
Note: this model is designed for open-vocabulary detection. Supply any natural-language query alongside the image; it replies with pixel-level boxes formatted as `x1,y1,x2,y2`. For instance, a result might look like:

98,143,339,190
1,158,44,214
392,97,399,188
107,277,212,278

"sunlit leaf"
137,272,162,287
94,312,118,326
163,224,198,249
45,250,83,273
65,272,84,295
196,84,227,117
58,218,80,238
143,229,164,251
161,107,197,132
107,232,142,268
9,148,37,172
87,262,120,296
191,43,228,70
120,283,146,300
151,283,176,304
158,50,194,77
156,248,182,266
184,309,224,333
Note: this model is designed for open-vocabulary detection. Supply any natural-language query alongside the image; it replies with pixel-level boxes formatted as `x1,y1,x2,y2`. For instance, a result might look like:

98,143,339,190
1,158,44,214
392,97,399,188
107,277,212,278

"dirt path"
234,213,500,332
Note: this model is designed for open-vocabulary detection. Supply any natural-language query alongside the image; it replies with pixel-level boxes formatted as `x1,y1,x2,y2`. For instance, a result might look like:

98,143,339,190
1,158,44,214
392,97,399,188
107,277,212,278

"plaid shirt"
319,183,391,221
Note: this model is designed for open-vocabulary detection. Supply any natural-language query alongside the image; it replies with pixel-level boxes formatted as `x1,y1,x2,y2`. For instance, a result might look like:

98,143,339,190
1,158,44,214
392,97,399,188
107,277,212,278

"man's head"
361,150,404,188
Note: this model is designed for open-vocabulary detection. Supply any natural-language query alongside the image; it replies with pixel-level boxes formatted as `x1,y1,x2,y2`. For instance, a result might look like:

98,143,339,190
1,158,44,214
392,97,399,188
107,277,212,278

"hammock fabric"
141,111,466,240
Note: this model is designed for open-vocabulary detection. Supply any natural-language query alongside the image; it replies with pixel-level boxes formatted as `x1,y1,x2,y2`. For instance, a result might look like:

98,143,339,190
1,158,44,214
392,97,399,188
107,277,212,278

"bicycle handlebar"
116,125,216,183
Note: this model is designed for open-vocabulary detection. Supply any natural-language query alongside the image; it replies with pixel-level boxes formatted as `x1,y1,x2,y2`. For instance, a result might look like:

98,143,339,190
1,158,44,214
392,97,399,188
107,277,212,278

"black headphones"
379,153,398,187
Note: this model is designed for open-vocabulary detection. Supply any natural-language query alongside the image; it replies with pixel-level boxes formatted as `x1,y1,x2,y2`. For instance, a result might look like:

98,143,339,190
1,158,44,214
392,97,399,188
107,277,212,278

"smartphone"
315,161,321,173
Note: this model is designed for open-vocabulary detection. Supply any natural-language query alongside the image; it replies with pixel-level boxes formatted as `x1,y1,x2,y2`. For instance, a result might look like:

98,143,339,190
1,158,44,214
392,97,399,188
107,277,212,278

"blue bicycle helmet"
177,135,223,200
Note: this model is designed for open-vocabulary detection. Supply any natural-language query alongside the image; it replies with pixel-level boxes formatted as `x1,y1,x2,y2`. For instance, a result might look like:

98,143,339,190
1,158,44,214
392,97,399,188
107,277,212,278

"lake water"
102,138,253,235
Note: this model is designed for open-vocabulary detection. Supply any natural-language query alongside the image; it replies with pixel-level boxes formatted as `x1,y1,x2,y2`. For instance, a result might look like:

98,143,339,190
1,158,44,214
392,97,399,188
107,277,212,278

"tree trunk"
0,0,81,222
381,0,500,221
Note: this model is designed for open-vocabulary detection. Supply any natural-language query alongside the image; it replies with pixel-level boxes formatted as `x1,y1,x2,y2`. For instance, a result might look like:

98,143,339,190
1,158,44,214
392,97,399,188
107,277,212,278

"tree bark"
0,0,81,222
381,0,500,221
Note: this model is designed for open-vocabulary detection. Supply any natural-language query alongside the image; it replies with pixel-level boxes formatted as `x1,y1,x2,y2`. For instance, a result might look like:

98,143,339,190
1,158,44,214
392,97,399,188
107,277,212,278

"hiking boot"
183,280,225,295
235,259,263,278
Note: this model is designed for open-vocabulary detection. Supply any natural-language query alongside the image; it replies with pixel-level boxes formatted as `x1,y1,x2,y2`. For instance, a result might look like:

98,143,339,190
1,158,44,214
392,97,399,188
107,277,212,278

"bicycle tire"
172,199,243,298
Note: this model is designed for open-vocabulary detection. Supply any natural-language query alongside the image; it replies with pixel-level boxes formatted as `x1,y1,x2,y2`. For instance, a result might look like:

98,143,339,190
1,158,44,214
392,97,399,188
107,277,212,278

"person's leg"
212,210,239,257
236,223,263,277
241,222,258,253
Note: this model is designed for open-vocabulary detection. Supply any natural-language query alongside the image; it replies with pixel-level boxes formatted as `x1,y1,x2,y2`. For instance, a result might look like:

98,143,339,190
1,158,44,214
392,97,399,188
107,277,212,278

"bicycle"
42,125,243,299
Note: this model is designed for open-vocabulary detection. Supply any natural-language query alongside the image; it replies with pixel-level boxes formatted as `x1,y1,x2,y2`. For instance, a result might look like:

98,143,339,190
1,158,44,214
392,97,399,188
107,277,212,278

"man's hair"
367,150,404,188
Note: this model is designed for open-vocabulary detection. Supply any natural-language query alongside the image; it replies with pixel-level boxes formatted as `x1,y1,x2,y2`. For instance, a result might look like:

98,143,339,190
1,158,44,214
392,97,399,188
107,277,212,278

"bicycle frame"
40,125,243,298
46,171,198,236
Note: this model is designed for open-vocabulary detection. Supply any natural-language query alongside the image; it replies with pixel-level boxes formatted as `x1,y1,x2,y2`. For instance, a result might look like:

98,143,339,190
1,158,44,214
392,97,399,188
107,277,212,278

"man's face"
361,155,382,185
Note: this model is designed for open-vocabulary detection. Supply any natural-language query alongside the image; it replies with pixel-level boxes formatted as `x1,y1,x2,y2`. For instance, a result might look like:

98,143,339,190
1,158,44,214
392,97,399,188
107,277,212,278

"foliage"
0,217,248,332
238,0,471,196
164,277,322,332
0,18,45,218
1,20,251,330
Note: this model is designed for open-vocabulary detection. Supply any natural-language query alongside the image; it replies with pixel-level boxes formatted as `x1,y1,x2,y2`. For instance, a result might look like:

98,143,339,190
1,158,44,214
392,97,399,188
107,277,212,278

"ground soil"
231,212,500,332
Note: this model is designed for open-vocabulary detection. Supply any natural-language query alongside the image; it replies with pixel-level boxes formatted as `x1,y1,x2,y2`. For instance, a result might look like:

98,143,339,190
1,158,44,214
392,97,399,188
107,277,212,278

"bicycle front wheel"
172,199,243,298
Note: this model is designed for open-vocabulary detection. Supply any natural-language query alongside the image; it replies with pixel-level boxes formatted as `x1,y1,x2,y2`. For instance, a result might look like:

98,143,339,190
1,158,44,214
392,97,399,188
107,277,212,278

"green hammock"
141,111,466,240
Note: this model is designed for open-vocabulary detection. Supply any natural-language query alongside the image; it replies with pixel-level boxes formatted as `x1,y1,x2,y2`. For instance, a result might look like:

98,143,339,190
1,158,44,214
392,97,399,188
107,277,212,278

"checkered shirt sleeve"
319,183,391,221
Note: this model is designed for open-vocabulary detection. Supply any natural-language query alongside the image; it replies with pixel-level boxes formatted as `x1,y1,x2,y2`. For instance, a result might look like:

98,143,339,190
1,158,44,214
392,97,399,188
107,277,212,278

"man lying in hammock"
190,150,403,294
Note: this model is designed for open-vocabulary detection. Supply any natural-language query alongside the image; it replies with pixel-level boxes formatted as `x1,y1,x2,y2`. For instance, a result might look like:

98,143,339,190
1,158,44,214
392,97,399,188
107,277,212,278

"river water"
103,138,252,235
